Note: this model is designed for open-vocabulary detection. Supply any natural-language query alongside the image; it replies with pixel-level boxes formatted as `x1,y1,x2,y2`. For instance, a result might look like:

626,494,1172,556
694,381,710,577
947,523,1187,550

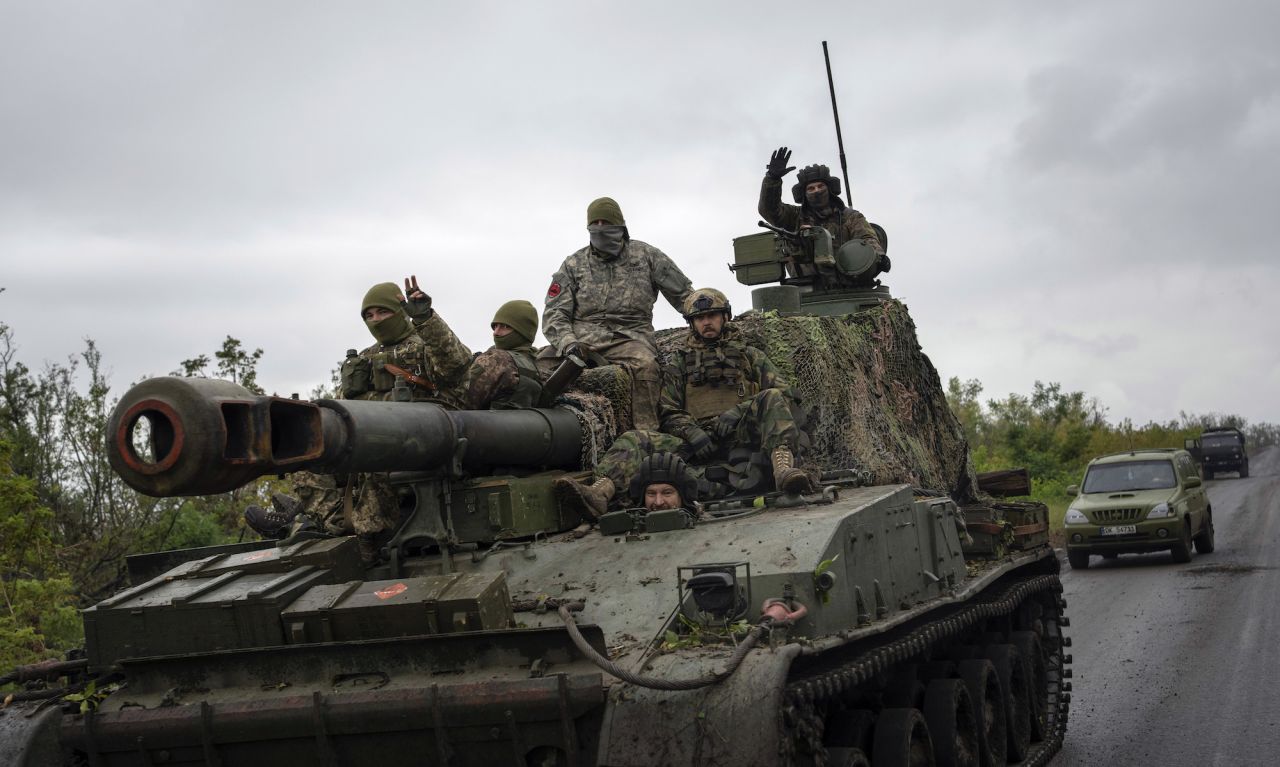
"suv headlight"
1146,502,1173,519
1064,507,1088,525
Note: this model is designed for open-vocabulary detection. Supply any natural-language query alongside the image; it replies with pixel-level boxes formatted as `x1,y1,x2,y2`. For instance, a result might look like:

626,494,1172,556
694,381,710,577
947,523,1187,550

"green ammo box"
82,565,339,672
731,232,784,285
281,571,515,644
159,536,363,582
449,474,580,541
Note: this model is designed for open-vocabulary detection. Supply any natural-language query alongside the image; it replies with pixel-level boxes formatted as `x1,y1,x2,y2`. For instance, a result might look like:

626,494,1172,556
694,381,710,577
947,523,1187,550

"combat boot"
770,447,812,495
244,498,300,539
553,476,616,520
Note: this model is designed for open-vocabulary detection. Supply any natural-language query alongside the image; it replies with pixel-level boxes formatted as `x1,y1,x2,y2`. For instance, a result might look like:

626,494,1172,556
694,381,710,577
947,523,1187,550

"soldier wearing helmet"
758,147,888,284
538,196,693,431
553,287,811,523
629,452,700,512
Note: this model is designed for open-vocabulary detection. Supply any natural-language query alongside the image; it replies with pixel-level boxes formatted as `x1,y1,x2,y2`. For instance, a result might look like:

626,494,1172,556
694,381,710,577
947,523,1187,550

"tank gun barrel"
107,377,583,497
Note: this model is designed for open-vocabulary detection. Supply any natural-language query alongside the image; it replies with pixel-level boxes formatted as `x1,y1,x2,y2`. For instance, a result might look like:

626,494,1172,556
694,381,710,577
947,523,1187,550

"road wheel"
922,679,979,767
1240,460,1249,478
1010,631,1049,741
1170,520,1193,563
1205,468,1215,480
982,644,1031,762
871,708,934,767
1194,511,1216,554
956,659,1006,767
1067,549,1090,570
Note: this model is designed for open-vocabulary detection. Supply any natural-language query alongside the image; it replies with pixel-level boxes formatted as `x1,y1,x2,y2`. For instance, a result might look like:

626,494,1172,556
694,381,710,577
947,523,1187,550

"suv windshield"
1083,460,1178,493
1203,434,1242,449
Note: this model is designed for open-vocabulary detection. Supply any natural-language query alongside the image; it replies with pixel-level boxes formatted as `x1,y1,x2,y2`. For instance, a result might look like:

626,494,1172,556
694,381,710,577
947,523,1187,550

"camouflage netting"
551,367,630,468
548,299,977,500
651,300,980,502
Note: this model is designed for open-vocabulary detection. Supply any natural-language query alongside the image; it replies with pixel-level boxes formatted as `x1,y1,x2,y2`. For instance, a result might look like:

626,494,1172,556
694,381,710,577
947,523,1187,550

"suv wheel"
1240,460,1249,479
1067,549,1090,570
1205,468,1215,480
1194,511,1216,554
1170,521,1193,563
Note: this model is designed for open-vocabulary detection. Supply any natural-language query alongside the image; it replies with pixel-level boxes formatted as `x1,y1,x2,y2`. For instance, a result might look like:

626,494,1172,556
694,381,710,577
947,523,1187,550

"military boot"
244,499,300,539
770,447,812,495
553,476,616,520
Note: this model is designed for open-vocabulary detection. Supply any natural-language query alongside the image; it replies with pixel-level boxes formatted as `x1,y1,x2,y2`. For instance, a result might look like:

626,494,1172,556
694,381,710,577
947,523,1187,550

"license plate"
1100,525,1137,536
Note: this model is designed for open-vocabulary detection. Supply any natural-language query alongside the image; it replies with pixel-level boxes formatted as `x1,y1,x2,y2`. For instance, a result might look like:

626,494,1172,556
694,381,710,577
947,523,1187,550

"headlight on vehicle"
1146,502,1173,519
1064,507,1089,525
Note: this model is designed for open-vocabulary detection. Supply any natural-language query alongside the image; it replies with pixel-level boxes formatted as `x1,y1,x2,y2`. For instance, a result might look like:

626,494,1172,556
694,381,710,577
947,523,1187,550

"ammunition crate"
993,501,1050,550
731,232,783,285
158,537,363,582
82,565,338,671
449,473,579,541
281,571,514,644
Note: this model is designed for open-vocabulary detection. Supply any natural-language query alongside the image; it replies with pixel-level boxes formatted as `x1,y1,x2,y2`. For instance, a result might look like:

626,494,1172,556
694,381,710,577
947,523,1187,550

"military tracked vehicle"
2,229,1070,766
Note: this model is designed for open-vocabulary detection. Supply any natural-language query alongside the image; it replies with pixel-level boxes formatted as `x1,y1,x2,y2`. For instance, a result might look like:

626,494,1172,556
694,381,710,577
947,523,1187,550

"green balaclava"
361,282,412,345
586,197,628,257
492,300,537,350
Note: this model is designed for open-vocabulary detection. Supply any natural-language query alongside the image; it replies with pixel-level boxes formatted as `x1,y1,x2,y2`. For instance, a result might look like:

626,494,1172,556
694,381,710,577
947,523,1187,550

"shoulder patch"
547,282,562,298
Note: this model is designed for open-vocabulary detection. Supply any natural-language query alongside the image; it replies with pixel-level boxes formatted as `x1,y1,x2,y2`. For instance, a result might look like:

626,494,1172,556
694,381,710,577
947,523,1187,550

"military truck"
1063,448,1214,569
1,224,1070,766
1185,426,1249,479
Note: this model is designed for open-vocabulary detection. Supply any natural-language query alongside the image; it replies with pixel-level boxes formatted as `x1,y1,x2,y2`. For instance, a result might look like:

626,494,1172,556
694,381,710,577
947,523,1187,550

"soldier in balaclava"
553,287,812,523
539,196,693,431
758,147,888,283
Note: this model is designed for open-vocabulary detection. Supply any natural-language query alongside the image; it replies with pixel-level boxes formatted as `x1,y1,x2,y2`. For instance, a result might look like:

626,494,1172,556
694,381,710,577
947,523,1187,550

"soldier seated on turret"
758,146,888,283
553,287,813,523
245,281,546,559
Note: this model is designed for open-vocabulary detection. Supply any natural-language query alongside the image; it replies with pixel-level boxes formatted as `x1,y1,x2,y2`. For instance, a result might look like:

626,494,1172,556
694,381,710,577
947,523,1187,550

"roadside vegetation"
945,377,1279,530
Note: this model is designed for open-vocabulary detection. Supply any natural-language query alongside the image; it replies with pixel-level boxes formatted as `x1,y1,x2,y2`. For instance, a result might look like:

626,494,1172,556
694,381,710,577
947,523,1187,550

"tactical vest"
489,349,543,410
341,340,432,401
681,343,760,420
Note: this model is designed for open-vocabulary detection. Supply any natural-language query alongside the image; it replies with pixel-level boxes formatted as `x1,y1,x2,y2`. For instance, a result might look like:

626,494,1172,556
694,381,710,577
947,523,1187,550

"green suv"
1063,448,1214,569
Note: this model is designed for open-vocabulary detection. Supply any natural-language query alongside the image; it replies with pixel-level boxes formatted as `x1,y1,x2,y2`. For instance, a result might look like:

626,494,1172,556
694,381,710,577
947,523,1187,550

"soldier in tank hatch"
630,452,700,513
758,146,888,283
553,287,812,521
538,196,693,431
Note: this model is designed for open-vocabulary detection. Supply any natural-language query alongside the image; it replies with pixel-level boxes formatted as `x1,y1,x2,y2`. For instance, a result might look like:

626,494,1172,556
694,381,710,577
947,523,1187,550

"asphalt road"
1054,446,1280,766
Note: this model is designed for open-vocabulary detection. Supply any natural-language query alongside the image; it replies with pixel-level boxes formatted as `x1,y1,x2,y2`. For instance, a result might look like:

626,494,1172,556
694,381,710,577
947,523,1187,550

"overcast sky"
2,0,1277,425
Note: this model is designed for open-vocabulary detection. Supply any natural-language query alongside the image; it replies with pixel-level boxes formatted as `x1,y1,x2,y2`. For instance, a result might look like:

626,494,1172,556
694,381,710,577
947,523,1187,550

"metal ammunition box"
731,232,783,285
281,572,515,644
82,565,338,671
449,474,578,541
157,537,363,582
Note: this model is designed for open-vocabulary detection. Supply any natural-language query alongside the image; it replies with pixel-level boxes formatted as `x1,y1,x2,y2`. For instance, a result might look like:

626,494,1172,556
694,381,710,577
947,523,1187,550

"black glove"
712,410,739,440
686,429,718,462
401,276,433,322
563,341,592,362
766,146,795,180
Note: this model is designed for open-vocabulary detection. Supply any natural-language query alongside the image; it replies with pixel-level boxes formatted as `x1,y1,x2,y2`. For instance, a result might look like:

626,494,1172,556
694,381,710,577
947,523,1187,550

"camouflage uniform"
414,310,543,410
758,175,884,256
659,325,801,460
592,429,733,504
539,238,692,430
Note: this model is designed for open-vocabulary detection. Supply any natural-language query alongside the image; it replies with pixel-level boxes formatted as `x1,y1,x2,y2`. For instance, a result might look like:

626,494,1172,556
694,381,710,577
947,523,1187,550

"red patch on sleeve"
547,282,562,298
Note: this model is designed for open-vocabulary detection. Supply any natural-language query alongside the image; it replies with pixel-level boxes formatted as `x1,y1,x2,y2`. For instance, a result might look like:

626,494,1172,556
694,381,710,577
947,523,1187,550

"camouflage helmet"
682,288,732,322
791,164,843,204
628,452,699,506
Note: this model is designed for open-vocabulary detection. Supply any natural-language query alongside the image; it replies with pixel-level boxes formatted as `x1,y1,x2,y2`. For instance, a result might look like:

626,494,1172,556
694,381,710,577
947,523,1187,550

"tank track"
781,572,1070,766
